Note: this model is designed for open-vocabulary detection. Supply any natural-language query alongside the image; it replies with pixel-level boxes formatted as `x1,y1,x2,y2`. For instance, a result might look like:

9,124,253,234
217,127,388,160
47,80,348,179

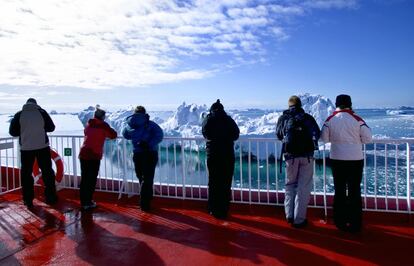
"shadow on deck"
1,188,413,265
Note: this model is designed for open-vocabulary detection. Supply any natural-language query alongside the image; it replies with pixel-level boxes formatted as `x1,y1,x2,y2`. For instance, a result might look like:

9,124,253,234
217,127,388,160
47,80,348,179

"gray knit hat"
94,105,106,120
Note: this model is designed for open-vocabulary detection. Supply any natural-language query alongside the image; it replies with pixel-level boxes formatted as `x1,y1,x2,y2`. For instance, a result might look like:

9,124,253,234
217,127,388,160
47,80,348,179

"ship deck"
1,188,413,266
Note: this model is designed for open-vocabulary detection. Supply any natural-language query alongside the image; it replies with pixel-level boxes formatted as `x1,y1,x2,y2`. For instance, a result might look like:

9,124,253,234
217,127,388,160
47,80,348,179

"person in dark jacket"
276,96,320,228
202,100,240,219
122,106,163,211
9,98,58,208
79,106,117,210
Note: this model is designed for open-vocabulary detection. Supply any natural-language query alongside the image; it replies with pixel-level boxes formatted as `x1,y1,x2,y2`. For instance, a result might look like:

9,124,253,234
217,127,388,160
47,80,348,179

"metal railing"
1,136,413,214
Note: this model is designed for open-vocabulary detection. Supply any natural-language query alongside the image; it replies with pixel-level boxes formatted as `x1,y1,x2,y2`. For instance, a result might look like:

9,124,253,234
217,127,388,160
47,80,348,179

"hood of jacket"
22,103,40,111
283,106,305,116
209,109,226,117
87,118,105,128
126,113,149,129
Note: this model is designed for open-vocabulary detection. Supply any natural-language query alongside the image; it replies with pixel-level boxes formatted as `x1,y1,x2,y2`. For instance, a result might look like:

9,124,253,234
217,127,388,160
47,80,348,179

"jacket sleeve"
104,122,118,139
9,112,21,137
148,122,164,147
360,123,372,144
310,115,321,141
40,109,55,132
121,123,132,140
320,121,330,143
230,117,240,141
276,115,285,141
201,115,211,139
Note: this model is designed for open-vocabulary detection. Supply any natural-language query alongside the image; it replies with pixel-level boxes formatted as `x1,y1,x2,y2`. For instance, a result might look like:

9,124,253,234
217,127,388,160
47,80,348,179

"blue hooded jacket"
122,113,164,153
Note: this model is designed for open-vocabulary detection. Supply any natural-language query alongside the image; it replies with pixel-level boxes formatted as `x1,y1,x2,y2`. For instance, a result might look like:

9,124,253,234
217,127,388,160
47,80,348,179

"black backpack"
283,113,317,155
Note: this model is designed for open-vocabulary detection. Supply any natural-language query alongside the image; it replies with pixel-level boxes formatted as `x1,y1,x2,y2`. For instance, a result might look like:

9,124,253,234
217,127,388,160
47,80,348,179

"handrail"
1,136,413,214
40,135,414,144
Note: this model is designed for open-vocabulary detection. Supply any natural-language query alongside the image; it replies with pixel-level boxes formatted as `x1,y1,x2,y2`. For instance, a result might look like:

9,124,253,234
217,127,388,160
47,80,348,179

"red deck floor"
1,188,413,266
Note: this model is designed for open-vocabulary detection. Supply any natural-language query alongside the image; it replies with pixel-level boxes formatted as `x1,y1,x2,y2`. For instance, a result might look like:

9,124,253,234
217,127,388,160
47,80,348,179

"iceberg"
75,94,335,158
297,93,335,128
386,109,407,115
78,106,96,126
77,94,334,139
161,102,208,138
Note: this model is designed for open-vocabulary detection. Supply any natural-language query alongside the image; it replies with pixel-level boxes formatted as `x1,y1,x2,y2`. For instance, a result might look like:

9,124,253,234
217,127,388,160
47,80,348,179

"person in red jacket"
78,106,117,210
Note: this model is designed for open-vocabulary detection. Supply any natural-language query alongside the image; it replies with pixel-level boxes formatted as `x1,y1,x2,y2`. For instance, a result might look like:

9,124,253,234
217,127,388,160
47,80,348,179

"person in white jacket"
321,94,372,232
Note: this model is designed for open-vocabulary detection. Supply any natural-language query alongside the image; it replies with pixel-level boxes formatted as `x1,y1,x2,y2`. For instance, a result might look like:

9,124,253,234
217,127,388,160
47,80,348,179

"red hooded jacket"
79,118,117,160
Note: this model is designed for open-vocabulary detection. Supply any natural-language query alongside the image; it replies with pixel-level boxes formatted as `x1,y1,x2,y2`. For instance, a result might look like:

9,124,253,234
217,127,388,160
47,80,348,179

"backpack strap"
279,143,284,174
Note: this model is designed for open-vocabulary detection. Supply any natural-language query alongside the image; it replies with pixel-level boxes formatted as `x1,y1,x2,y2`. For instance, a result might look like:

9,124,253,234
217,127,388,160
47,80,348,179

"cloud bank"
0,0,358,89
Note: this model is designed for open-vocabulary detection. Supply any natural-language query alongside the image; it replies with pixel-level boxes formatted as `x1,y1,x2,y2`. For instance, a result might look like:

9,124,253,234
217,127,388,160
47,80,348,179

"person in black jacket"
202,100,240,219
9,98,58,208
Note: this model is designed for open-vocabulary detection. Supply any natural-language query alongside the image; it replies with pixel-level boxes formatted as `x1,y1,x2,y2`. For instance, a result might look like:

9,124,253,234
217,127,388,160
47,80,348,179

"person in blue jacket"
122,106,163,211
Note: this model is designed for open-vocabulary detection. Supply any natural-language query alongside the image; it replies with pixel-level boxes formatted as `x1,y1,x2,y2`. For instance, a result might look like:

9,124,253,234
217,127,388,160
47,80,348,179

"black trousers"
80,159,101,206
133,151,158,206
207,152,235,217
20,146,57,203
331,159,364,230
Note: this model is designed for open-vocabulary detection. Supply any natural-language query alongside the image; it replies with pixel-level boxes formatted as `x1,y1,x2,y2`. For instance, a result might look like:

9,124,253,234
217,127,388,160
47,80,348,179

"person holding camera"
122,106,163,211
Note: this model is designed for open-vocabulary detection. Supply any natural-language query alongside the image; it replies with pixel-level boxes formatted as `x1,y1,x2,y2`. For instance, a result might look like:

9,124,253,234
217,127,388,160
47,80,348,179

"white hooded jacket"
321,109,372,160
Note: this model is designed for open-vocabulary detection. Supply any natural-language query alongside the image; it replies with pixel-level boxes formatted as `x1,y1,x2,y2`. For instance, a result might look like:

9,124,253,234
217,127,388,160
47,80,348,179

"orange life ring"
33,149,64,185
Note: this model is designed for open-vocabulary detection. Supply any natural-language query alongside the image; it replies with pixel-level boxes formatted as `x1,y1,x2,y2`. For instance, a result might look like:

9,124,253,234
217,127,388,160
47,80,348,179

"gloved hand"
138,141,149,151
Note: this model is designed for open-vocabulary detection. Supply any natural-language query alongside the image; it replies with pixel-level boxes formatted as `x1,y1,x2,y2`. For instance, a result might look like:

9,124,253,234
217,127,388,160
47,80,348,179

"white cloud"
0,0,359,89
304,0,358,9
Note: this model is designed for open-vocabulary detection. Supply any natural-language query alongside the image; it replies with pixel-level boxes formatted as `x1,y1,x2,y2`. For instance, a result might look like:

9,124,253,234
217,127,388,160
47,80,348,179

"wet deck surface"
1,189,413,266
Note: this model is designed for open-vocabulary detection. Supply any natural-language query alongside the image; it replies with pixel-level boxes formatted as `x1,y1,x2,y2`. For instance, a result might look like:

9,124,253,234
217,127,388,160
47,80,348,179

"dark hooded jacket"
202,109,240,155
79,118,118,160
122,113,164,153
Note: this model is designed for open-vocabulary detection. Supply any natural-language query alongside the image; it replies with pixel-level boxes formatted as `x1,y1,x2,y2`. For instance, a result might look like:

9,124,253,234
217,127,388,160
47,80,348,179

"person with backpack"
122,106,163,211
202,100,240,219
321,94,372,232
276,96,320,228
78,106,117,210
9,98,58,208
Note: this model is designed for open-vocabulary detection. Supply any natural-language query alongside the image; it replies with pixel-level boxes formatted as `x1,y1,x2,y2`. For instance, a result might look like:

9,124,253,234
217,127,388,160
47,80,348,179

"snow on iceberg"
233,93,334,138
161,102,208,137
78,106,96,126
234,112,280,138
298,93,335,128
75,94,335,158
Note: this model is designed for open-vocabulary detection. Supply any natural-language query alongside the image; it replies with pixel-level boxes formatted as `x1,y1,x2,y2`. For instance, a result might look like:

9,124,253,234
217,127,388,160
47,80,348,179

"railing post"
323,144,327,220
122,139,128,198
182,141,186,199
407,143,411,214
363,144,367,210
248,140,252,204
72,137,78,188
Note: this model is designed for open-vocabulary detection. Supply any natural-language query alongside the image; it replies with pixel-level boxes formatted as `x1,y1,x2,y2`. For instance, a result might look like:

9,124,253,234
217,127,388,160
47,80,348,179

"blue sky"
0,0,413,112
